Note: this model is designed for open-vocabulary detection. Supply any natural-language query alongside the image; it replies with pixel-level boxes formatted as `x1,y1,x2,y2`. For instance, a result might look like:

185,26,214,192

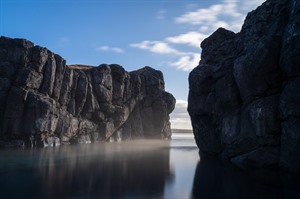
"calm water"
0,133,299,199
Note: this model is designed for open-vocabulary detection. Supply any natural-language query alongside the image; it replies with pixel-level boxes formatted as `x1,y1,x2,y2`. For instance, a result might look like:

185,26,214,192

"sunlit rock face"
0,37,176,145
188,0,300,172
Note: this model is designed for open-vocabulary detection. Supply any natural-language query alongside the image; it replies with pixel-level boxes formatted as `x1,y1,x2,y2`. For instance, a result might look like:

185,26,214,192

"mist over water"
0,133,199,199
1,132,299,199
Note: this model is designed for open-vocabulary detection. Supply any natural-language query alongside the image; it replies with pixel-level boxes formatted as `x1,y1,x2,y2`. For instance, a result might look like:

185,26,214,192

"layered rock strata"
0,37,175,146
188,0,300,172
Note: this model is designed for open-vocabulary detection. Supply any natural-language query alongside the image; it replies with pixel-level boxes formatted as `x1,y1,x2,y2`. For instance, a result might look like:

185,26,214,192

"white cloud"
175,0,265,34
170,100,192,130
130,41,182,55
96,46,124,53
129,0,265,72
222,0,242,17
199,26,210,32
166,31,208,48
175,0,245,33
130,40,199,71
169,53,199,71
175,4,222,25
175,2,241,26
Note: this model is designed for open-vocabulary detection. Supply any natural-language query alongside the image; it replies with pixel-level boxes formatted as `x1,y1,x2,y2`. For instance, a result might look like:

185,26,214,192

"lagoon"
0,133,198,199
0,133,299,199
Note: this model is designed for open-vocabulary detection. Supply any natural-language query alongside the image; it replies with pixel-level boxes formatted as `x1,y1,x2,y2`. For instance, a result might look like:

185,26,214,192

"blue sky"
0,0,265,129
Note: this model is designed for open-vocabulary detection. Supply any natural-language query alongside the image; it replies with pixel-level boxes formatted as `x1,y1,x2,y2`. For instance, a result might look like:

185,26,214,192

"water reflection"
165,134,199,199
192,157,300,199
2,135,299,199
0,140,173,199
0,133,201,199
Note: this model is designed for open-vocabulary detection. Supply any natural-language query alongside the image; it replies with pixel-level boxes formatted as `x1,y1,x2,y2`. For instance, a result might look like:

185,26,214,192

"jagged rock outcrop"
188,0,300,172
0,37,175,146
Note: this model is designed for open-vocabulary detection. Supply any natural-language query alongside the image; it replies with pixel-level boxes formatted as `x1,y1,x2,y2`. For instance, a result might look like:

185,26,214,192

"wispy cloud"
169,54,199,71
96,46,124,53
130,40,199,71
175,1,243,33
130,0,265,72
130,41,182,55
170,100,192,130
175,0,265,33
176,4,225,25
129,0,266,129
166,31,208,48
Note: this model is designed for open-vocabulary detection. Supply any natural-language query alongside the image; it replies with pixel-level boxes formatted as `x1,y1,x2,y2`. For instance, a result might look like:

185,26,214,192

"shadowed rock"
0,37,176,147
188,0,300,172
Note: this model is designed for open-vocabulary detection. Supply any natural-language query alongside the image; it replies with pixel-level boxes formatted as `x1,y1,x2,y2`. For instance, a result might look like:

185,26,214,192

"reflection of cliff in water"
192,157,300,199
1,141,172,199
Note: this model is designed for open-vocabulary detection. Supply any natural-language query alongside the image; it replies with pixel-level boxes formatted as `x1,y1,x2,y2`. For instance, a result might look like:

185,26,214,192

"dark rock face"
0,37,175,146
188,0,300,172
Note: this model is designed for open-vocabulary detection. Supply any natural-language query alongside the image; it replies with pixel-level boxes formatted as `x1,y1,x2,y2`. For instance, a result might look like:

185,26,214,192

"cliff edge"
0,37,176,146
188,0,300,172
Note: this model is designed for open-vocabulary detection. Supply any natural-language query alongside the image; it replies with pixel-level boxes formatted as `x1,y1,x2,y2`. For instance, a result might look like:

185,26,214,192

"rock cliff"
0,37,175,146
188,0,300,172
